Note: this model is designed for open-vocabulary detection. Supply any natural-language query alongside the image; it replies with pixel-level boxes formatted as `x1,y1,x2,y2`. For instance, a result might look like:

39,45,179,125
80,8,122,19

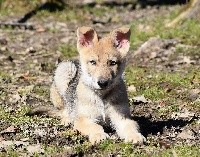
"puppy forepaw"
89,132,109,144
61,118,70,126
125,132,146,144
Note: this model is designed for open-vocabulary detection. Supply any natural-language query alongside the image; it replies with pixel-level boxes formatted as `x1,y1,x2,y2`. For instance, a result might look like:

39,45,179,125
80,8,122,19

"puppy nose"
97,79,108,88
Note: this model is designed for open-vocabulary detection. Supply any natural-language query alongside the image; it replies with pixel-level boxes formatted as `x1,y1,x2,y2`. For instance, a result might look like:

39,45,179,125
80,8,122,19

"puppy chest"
77,96,107,120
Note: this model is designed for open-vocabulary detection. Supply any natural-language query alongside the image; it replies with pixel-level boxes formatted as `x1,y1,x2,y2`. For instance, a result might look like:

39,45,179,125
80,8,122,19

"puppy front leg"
109,107,145,144
74,116,109,144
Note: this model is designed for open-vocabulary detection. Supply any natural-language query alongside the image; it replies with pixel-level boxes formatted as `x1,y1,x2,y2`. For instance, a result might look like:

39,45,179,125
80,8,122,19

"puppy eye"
109,60,117,66
89,60,96,65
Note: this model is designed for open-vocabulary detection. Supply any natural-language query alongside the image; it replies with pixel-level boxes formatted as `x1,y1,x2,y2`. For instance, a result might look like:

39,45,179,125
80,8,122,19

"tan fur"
50,84,71,125
50,83,64,110
50,26,145,144
74,116,108,144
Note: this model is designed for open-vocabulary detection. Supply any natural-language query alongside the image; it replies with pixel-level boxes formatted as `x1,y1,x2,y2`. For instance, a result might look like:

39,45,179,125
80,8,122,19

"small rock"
0,38,7,45
20,138,29,142
174,56,196,65
0,46,7,51
127,85,136,92
188,89,200,101
14,141,29,147
35,25,46,32
0,140,14,147
132,95,150,103
182,56,195,64
27,144,44,154
61,37,70,43
34,129,47,137
10,93,21,103
177,129,195,140
159,140,171,149
171,109,195,119
149,51,157,59
26,47,36,53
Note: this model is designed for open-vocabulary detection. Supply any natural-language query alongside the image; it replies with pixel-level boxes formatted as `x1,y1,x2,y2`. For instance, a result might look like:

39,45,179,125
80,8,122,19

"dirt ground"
0,0,199,156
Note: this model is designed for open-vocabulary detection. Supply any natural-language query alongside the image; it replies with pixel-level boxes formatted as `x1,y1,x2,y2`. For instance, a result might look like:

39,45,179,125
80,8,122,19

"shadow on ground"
18,1,65,23
134,116,197,137
17,0,188,23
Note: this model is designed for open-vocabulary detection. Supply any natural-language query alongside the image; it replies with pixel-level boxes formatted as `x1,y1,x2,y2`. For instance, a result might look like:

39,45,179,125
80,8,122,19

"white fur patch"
54,61,77,95
80,62,100,89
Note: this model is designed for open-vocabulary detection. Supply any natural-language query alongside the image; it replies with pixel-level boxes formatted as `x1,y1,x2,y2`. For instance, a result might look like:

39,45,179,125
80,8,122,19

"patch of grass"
126,66,199,101
130,18,200,49
160,145,200,157
33,85,49,97
0,71,12,83
51,5,114,22
0,0,116,23
1,146,20,157
44,145,64,156
141,86,166,101
18,85,34,96
0,105,58,126
0,0,36,16
1,143,199,157
83,5,113,17
159,20,200,46
58,44,78,59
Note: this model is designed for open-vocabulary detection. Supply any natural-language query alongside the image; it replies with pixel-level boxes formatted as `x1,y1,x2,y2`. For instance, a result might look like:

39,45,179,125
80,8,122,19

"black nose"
97,79,108,88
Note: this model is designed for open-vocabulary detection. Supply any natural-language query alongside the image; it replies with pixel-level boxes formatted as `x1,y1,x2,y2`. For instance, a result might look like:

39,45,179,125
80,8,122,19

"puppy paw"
89,132,109,144
124,132,146,144
61,118,70,126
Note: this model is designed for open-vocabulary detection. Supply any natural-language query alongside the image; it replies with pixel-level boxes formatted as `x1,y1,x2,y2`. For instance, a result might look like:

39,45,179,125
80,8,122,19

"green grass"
0,1,200,156
0,72,12,83
0,105,56,126
58,44,78,59
0,0,116,23
126,66,200,113
130,18,200,49
1,140,199,157
126,67,195,95
33,85,49,97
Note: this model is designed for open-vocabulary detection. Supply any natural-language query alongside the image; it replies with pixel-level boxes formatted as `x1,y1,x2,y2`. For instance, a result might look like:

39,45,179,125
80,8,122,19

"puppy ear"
77,26,98,51
111,26,131,57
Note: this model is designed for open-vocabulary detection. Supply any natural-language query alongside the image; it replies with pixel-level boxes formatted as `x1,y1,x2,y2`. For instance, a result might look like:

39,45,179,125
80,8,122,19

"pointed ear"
111,26,131,57
77,26,98,51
